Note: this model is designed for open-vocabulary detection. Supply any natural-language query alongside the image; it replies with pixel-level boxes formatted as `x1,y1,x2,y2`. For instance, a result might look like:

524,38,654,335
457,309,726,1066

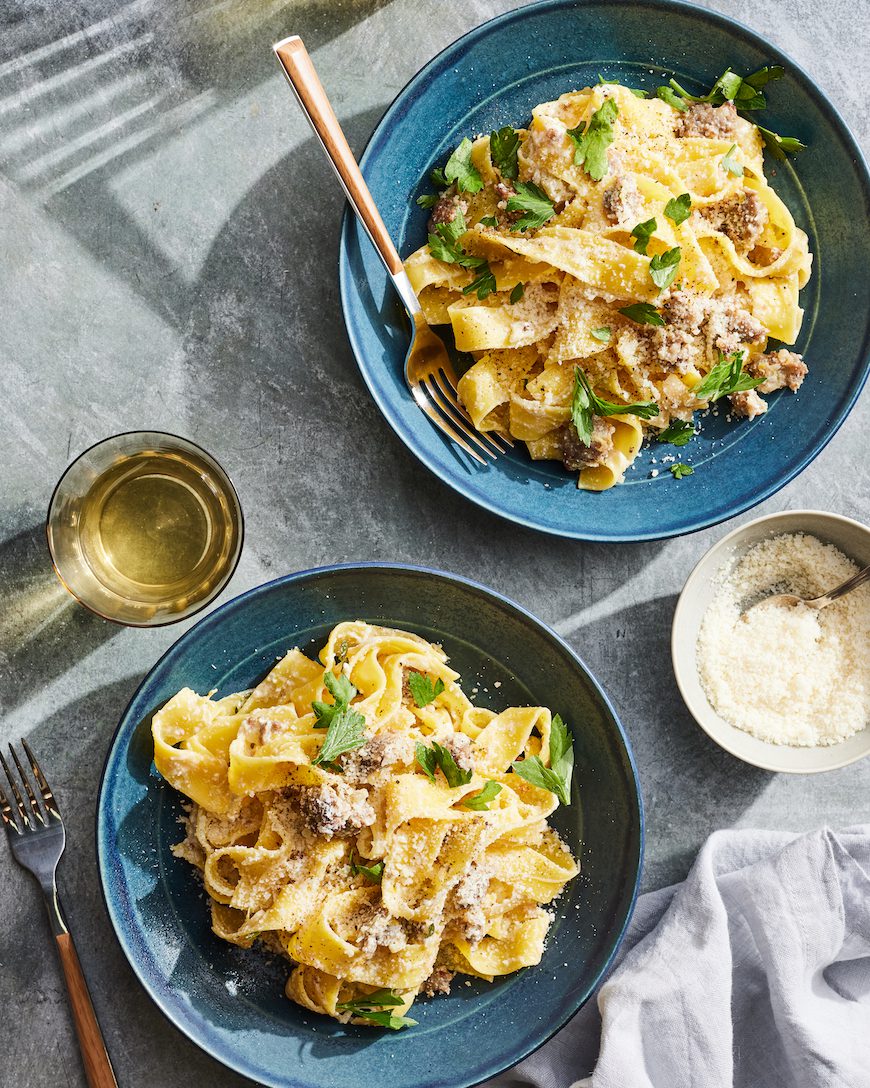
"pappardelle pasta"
152,621,578,1029
406,75,813,490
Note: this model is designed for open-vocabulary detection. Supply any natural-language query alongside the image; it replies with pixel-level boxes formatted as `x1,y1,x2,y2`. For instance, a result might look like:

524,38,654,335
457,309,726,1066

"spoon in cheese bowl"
740,562,870,619
272,35,509,466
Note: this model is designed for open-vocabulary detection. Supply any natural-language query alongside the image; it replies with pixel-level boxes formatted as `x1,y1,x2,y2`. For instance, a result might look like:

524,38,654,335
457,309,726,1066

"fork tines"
0,740,60,833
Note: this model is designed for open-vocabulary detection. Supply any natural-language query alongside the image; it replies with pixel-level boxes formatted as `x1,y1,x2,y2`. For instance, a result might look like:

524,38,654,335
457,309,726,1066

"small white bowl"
672,509,870,773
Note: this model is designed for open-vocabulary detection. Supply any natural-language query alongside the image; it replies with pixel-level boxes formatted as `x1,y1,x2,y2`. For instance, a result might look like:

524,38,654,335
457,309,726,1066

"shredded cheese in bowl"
696,533,870,747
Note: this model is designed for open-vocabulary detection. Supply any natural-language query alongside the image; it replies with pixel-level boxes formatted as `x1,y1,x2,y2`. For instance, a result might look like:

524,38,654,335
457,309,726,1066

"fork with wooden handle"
0,741,117,1088
272,34,511,465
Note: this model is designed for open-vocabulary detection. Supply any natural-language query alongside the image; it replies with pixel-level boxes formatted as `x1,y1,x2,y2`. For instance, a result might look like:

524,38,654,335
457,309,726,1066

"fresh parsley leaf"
350,852,384,884
618,302,665,326
312,704,367,766
415,742,438,783
408,672,445,708
756,124,807,159
426,923,435,937
337,988,406,1010
509,282,525,303
490,126,521,180
649,246,682,291
664,193,692,225
463,266,497,300
478,215,499,227
656,419,696,446
567,97,619,181
511,714,574,806
312,700,337,729
416,193,438,208
428,213,489,277
324,670,356,705
572,368,659,446
669,463,694,479
694,350,763,402
669,65,784,111
591,326,612,343
506,181,556,232
656,86,688,111
461,780,503,810
432,742,473,788
355,1010,418,1030
720,143,743,177
444,137,483,194
430,167,448,188
631,217,657,254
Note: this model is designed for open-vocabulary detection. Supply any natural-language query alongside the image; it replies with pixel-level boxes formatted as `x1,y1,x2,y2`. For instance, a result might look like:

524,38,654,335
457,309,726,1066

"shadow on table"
561,591,774,889
0,523,118,714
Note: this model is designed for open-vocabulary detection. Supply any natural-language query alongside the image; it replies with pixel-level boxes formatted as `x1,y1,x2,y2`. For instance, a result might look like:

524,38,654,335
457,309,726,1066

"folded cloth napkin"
486,826,870,1088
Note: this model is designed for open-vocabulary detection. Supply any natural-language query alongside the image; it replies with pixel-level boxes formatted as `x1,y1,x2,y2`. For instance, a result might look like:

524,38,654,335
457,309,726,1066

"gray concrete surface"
0,1,867,1085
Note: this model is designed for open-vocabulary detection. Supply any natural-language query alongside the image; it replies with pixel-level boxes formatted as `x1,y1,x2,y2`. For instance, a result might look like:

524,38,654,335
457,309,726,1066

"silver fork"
0,741,117,1088
273,35,511,466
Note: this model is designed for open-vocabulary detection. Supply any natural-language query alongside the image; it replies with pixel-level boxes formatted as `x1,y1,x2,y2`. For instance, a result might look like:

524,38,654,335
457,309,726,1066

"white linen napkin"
486,826,870,1088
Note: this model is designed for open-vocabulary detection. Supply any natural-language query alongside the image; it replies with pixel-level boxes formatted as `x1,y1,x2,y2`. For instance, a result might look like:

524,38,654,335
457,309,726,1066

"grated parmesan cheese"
696,533,870,746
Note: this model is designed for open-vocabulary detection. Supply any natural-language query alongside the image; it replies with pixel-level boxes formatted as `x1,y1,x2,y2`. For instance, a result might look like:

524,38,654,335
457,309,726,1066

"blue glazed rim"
95,562,645,1088
337,0,870,543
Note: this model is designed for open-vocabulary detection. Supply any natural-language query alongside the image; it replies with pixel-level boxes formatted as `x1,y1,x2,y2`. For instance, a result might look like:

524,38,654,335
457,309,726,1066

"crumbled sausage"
295,782,375,839
706,298,766,355
561,417,615,471
699,191,768,251
341,731,416,782
654,326,698,372
749,349,807,393
421,966,454,997
675,101,738,139
748,244,783,266
662,290,707,335
729,389,768,419
427,186,468,233
354,905,410,957
602,176,643,226
441,733,475,774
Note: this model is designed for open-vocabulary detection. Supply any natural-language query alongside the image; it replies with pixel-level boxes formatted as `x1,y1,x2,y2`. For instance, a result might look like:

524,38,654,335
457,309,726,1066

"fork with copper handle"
272,34,511,465
0,741,117,1088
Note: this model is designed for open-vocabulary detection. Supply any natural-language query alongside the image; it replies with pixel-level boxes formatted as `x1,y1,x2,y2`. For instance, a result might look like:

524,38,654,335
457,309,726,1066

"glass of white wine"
47,432,244,626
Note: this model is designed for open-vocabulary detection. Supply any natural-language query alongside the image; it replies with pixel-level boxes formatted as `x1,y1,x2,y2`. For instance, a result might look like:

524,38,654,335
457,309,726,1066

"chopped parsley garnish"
415,742,437,783
664,193,692,225
443,137,483,193
694,350,763,402
669,463,694,479
337,638,350,663
656,419,696,446
350,852,384,884
506,181,556,231
509,282,525,303
631,217,657,254
567,97,619,181
511,714,574,806
598,74,647,98
571,368,659,446
490,126,521,179
664,65,804,157
478,215,499,227
463,267,497,300
336,989,416,1030
430,167,448,188
656,86,688,111
416,193,438,208
720,143,743,177
461,780,502,810
617,302,665,326
591,326,612,343
649,246,682,291
408,672,445,708
755,125,807,160
313,669,357,728
416,741,473,787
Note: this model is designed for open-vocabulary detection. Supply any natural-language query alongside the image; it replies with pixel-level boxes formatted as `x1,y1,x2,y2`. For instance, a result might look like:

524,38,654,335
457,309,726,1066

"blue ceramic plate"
97,565,643,1088
338,0,870,541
